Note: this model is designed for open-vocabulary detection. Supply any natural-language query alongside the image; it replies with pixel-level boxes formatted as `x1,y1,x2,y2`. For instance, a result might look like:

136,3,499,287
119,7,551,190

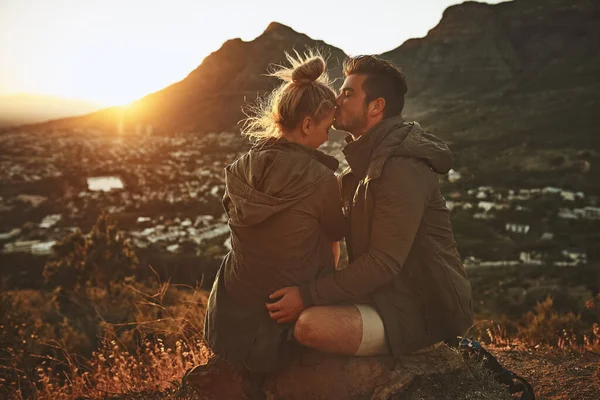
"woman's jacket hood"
224,139,339,227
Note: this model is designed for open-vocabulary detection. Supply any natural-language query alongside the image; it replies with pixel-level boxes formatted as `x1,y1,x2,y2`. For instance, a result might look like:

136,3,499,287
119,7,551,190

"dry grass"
467,296,600,353
0,278,210,399
2,285,599,399
26,336,210,399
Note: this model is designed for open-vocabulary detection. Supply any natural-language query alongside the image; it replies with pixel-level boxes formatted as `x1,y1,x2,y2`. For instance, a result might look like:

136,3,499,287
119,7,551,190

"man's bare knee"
293,309,318,348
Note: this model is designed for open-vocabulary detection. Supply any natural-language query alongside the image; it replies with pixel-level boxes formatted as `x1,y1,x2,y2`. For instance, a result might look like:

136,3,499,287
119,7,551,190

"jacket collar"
342,115,409,179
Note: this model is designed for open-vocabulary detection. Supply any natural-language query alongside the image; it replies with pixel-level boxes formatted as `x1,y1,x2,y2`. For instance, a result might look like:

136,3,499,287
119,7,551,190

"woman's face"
305,108,335,149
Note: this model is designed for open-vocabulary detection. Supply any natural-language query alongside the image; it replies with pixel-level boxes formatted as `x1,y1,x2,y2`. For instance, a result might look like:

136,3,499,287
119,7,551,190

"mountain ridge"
18,0,599,134
8,0,600,191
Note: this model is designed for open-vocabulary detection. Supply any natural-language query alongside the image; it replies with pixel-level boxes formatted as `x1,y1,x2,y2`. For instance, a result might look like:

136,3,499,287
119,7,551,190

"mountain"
0,94,101,128
384,0,599,98
22,22,347,135
13,0,600,191
381,0,600,192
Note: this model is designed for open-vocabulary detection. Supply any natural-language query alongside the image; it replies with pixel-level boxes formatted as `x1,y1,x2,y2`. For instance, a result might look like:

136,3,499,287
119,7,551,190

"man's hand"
265,286,305,324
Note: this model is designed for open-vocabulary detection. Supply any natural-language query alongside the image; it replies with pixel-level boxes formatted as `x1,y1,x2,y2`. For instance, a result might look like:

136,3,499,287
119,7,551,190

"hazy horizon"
0,93,103,127
1,0,507,108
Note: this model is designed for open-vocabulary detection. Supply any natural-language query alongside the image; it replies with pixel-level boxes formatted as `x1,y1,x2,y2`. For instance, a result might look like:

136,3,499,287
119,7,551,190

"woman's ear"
302,116,312,136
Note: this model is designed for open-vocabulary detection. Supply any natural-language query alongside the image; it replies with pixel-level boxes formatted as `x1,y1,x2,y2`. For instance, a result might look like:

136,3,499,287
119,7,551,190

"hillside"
383,0,600,192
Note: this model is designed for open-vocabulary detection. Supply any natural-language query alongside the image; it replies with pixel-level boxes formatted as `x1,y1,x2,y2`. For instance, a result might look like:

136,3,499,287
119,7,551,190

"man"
266,55,474,357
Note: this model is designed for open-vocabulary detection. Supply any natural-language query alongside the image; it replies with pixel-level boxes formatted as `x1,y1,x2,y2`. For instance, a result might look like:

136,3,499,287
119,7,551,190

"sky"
0,0,506,106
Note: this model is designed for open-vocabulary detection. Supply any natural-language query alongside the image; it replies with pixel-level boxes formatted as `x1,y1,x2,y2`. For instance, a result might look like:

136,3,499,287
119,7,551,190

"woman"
203,52,345,374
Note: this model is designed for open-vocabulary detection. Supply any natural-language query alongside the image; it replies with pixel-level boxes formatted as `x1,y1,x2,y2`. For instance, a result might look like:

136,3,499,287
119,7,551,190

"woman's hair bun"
291,57,326,85
241,50,335,143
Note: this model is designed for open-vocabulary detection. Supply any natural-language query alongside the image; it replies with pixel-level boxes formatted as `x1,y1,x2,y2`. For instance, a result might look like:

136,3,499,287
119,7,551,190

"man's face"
334,74,369,136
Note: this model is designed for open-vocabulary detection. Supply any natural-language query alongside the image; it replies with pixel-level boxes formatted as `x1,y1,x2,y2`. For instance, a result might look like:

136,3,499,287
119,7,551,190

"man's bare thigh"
294,305,363,355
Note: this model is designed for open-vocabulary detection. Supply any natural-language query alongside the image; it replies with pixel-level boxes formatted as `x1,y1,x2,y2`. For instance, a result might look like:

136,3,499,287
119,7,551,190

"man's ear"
371,98,386,117
302,116,312,136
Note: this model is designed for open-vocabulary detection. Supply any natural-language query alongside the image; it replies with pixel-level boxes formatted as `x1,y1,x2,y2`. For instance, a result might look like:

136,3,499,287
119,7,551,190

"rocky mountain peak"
259,21,306,43
263,21,294,34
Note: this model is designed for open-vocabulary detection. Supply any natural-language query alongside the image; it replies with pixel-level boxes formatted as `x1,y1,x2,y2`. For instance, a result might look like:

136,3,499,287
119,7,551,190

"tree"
42,229,87,292
43,212,138,293
42,212,140,348
86,212,138,288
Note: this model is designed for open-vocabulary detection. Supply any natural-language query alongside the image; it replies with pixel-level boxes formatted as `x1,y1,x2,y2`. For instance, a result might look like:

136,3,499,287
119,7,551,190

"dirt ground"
490,345,600,400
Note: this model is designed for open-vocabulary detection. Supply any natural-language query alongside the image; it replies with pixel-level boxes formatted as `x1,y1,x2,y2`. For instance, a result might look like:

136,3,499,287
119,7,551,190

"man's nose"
335,94,343,106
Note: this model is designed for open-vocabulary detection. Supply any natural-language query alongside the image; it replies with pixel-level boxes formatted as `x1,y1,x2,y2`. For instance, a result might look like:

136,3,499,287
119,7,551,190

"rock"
183,357,249,399
186,345,466,400
263,345,465,400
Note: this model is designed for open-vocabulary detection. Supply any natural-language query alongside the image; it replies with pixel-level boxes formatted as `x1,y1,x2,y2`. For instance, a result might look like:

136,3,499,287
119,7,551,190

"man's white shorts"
353,304,443,356
354,304,389,356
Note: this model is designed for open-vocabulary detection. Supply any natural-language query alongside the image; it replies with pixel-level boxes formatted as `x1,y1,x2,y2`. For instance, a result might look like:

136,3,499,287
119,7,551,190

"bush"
517,296,585,346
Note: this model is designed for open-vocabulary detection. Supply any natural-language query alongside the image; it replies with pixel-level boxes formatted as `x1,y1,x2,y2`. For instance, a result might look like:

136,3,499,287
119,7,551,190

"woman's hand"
266,286,305,324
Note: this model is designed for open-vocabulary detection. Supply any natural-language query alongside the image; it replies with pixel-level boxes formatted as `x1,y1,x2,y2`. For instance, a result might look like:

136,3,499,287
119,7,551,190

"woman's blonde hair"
242,50,337,143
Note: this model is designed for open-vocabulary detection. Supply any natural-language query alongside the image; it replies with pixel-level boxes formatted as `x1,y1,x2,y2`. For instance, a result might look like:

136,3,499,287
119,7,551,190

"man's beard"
334,108,368,136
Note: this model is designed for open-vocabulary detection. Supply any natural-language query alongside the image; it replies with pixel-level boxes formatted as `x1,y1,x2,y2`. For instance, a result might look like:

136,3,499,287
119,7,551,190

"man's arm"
300,157,431,306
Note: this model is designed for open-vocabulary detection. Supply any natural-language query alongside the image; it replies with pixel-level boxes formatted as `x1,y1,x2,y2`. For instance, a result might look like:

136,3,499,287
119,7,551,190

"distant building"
540,232,554,241
505,222,530,234
39,214,62,229
519,251,544,266
474,212,494,220
558,208,579,220
560,191,576,201
2,240,56,256
554,250,587,267
583,206,600,220
32,241,56,256
543,186,562,194
477,201,508,212
565,250,587,264
480,260,520,268
0,228,21,241
16,194,48,207
464,256,520,268
477,201,495,212
447,169,462,183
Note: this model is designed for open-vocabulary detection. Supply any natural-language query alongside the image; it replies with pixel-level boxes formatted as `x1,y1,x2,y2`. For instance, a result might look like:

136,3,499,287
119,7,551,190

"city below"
1,129,598,279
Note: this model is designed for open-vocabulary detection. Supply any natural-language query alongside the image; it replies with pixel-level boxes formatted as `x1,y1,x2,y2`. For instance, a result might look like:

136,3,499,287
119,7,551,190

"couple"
202,51,473,390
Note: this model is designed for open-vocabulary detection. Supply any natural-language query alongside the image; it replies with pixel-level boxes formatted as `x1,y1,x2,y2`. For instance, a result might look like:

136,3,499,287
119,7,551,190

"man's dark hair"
343,55,408,118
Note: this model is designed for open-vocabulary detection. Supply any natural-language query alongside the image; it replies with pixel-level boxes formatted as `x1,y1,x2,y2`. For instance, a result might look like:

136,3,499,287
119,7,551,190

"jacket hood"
344,115,453,177
225,139,338,226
